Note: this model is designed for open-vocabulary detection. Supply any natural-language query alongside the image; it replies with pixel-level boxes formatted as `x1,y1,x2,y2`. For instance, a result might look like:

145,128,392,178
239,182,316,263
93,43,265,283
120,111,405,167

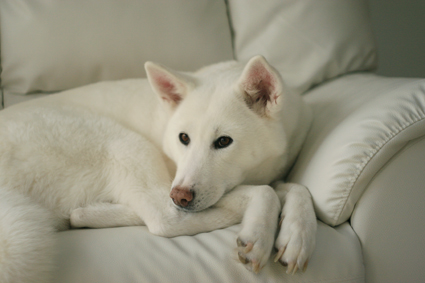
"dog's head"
145,56,306,211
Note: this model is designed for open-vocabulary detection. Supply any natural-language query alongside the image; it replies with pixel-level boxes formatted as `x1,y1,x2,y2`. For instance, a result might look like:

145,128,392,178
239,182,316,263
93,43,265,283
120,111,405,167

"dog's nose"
170,186,194,208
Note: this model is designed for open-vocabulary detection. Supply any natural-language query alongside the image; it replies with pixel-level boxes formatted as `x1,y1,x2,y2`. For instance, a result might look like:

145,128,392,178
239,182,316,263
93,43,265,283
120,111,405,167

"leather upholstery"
0,0,233,96
53,222,364,283
228,0,377,94
289,74,425,226
351,136,425,282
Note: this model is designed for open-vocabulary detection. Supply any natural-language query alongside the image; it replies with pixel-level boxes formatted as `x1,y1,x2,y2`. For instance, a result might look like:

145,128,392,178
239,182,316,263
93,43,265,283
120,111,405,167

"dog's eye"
179,133,190,145
214,136,233,149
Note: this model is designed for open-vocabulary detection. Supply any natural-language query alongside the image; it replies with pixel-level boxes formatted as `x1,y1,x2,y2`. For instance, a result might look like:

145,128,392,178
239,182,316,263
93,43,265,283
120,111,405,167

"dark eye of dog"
214,136,233,149
179,133,190,145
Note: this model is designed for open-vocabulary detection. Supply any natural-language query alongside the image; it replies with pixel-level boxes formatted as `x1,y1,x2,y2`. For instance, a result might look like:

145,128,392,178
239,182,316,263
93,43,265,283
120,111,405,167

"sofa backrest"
228,0,377,94
0,0,233,107
0,0,377,107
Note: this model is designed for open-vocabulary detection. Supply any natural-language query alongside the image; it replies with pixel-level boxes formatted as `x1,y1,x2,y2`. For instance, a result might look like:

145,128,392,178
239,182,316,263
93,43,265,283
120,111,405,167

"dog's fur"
0,56,316,282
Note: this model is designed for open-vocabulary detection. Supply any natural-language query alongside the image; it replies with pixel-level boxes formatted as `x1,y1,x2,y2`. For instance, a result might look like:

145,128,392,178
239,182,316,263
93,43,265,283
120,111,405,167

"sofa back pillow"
0,0,233,96
228,0,378,94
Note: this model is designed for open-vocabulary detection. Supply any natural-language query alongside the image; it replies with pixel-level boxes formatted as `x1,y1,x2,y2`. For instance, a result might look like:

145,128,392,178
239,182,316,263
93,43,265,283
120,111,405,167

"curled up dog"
0,55,317,282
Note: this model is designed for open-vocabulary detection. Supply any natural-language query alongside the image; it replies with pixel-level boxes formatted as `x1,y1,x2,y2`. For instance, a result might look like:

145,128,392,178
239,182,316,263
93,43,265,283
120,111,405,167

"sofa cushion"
228,0,377,94
53,222,364,283
0,0,233,96
288,74,425,226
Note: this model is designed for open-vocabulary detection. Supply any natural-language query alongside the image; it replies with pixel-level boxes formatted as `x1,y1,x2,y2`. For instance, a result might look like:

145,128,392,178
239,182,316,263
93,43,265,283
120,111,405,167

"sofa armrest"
351,135,425,282
287,73,425,226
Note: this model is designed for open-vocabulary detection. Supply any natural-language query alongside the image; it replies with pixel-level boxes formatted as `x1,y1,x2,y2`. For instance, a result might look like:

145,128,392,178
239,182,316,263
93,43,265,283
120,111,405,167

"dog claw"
244,242,254,253
252,260,261,274
237,238,246,247
279,216,284,227
303,259,309,272
274,246,285,263
274,246,286,262
238,252,250,264
287,262,295,274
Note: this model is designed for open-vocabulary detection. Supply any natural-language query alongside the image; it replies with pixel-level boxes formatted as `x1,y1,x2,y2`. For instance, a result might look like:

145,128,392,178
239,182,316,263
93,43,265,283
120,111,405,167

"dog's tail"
0,188,57,283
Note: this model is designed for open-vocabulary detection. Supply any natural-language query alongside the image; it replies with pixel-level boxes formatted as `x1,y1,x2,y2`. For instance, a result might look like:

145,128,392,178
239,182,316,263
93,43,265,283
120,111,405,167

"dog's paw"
236,225,276,273
274,207,316,274
70,207,86,228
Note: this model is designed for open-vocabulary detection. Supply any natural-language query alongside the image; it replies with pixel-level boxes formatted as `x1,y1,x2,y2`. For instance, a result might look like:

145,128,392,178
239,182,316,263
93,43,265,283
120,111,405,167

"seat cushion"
53,221,364,282
288,74,425,226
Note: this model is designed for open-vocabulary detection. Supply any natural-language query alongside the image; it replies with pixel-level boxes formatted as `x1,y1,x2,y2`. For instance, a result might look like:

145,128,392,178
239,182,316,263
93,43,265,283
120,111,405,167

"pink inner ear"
246,62,277,101
240,59,282,117
155,74,183,104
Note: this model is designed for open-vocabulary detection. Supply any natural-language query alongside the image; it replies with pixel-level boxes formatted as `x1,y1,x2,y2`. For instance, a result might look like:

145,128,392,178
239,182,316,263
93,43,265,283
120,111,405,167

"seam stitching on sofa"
336,112,425,223
334,81,425,225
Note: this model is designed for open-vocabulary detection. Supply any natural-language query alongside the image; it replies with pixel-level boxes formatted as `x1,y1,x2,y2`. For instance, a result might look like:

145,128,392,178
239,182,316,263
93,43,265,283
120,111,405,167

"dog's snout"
170,186,194,208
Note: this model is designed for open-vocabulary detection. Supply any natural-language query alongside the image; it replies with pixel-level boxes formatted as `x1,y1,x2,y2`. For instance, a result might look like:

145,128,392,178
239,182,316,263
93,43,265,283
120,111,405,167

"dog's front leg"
71,185,281,273
70,203,144,228
272,181,317,274
232,185,282,273
145,185,281,273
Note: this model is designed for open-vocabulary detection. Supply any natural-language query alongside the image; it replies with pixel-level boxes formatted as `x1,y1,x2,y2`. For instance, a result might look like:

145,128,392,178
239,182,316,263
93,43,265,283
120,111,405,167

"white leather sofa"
1,1,424,282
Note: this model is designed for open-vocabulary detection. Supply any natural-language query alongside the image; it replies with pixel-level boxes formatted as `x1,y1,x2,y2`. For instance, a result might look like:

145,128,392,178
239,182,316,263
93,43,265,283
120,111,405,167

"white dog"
0,56,316,282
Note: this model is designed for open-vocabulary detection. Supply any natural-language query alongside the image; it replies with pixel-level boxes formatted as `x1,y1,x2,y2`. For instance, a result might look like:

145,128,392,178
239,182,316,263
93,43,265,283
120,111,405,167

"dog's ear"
237,55,283,118
145,62,194,108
